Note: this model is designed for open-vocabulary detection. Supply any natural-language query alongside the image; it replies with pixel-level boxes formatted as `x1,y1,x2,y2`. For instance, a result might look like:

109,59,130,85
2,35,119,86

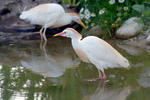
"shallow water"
0,38,150,100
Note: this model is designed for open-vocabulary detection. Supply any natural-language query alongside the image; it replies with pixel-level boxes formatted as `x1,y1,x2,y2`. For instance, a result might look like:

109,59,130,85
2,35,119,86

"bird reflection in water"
19,40,81,78
82,82,131,100
21,52,80,78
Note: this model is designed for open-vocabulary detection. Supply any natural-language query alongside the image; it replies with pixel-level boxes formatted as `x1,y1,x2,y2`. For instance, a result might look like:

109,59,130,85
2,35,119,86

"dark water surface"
0,38,150,100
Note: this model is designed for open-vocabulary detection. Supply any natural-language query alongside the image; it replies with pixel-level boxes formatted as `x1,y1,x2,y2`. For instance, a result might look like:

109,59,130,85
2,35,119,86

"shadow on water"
0,38,150,100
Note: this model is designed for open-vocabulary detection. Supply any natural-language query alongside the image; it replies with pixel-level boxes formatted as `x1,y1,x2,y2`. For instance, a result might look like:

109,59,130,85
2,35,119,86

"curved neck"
72,34,82,41
71,36,82,49
59,13,72,24
70,29,82,41
63,13,72,20
72,38,81,42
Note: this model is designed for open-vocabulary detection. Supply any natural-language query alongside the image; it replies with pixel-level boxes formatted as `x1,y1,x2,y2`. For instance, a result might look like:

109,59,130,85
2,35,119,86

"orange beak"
54,32,64,37
78,20,87,29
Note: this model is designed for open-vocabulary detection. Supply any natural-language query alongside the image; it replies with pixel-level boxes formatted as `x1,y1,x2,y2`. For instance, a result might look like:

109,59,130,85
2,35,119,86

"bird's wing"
28,12,60,26
23,4,65,25
28,4,65,15
80,36,127,68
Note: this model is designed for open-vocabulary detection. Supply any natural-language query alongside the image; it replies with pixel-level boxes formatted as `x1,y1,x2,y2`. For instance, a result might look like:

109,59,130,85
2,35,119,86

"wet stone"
146,35,150,45
116,17,144,39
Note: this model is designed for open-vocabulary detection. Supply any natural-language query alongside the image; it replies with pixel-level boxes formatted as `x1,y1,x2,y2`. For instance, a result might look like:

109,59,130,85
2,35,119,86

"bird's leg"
40,41,43,51
95,69,106,81
86,70,105,81
40,27,44,53
98,70,102,78
42,41,47,53
40,27,47,54
40,40,48,57
42,27,47,42
40,27,44,41
95,70,102,80
102,71,107,80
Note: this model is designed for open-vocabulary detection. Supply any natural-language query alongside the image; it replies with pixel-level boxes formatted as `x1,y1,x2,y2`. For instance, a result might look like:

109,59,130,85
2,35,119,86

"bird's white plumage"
79,36,129,70
56,28,129,69
19,3,65,27
19,3,87,42
54,28,130,79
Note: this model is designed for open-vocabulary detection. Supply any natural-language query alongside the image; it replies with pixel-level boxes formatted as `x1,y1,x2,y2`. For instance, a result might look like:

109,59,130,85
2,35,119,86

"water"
0,38,150,100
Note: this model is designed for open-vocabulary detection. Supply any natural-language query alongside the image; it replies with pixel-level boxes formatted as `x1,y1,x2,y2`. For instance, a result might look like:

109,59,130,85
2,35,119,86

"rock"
116,17,144,39
117,44,143,56
85,25,105,36
138,68,150,87
146,35,150,45
145,27,150,35
123,37,150,54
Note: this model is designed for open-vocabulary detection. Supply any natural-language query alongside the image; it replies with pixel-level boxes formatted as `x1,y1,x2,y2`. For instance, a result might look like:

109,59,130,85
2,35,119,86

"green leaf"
132,4,145,13
134,18,143,24
76,1,81,6
61,0,71,5
144,17,150,21
143,8,150,17
144,2,150,7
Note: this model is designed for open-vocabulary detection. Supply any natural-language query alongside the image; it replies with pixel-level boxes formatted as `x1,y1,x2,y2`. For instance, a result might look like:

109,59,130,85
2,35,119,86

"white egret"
19,3,87,42
54,28,130,80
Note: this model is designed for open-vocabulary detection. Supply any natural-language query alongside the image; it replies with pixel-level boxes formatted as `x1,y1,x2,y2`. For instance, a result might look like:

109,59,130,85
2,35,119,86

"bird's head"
68,13,87,29
54,28,82,40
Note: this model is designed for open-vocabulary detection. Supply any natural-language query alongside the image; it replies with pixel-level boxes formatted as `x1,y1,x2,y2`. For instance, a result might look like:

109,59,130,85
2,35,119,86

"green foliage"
132,4,145,13
134,18,143,24
61,0,80,5
78,0,144,37
132,2,150,23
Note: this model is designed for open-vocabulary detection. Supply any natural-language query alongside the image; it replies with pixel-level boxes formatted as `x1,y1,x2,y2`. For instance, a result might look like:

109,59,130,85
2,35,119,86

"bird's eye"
64,32,66,34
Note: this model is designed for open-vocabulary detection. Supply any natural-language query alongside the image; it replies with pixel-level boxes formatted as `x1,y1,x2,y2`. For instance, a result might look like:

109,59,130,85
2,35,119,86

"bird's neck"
62,13,72,21
71,37,82,49
55,13,72,27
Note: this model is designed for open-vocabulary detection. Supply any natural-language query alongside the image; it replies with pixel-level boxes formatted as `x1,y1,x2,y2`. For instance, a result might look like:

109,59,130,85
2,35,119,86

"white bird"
54,28,130,80
19,3,87,42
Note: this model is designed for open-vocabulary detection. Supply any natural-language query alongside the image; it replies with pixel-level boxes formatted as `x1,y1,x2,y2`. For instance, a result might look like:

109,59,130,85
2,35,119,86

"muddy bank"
0,16,81,42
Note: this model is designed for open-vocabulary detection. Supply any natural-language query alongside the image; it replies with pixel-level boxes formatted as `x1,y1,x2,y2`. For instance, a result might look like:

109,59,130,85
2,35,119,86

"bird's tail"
120,57,130,68
19,11,28,20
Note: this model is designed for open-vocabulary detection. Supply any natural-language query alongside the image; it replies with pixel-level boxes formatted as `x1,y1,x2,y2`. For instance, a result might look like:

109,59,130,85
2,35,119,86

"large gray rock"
85,25,105,37
116,17,144,39
138,68,150,87
146,35,150,45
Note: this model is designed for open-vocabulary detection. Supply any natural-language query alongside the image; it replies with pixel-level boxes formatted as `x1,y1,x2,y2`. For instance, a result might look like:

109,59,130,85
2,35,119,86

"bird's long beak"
54,32,64,37
78,20,87,29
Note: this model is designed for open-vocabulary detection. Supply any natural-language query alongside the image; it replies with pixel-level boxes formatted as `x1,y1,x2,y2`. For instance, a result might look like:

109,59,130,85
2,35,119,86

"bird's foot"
93,76,107,81
85,77,103,82
102,75,106,80
95,77,103,81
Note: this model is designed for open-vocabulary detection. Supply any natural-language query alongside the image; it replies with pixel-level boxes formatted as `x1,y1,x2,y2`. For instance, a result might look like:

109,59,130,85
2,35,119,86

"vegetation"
62,0,150,37
132,2,150,24
61,0,80,5
78,0,144,36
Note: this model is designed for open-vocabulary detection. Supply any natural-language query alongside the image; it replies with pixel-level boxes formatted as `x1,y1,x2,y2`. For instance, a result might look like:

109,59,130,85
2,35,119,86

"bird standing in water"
19,3,87,42
54,28,130,80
